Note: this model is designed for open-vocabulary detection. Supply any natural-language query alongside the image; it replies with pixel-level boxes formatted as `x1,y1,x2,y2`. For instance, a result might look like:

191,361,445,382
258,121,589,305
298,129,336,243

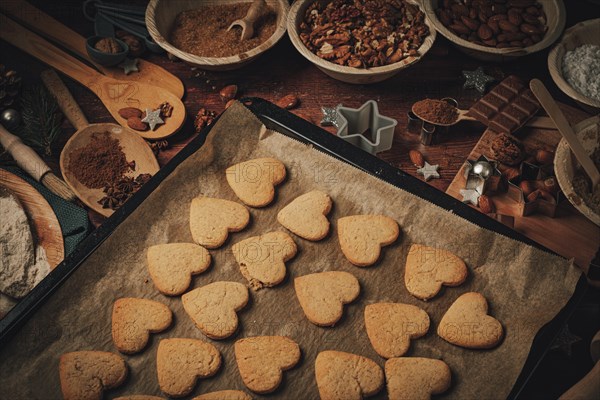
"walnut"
94,37,122,54
116,30,145,57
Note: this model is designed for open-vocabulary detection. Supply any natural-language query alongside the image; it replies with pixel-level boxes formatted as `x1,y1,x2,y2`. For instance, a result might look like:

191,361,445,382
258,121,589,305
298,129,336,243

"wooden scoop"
411,100,556,129
530,79,600,190
228,0,266,41
41,70,159,218
0,0,184,99
0,13,185,140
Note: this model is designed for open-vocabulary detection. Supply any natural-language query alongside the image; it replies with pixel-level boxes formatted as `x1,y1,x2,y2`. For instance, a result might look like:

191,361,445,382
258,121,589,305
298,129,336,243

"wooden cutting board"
446,103,600,269
0,170,64,269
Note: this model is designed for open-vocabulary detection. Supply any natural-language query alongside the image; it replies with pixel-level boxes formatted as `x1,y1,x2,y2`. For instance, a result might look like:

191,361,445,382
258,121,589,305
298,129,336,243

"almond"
409,150,425,167
526,190,540,203
225,99,236,109
535,149,554,165
478,195,495,214
502,167,520,181
276,94,299,110
219,84,238,102
118,107,142,119
519,180,535,196
127,116,148,131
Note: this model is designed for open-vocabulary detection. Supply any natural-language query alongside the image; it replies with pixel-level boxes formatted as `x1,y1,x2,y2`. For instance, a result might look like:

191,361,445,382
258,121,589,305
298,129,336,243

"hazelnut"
519,180,535,196
535,149,555,165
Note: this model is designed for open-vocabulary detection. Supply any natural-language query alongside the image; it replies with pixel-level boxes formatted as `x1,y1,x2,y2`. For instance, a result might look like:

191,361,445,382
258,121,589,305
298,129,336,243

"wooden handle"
0,13,98,86
0,0,88,58
530,79,600,188
245,0,266,24
0,125,51,182
41,69,89,130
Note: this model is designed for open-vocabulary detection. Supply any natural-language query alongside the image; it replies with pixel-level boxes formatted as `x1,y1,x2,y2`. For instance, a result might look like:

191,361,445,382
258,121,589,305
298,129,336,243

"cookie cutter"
335,100,398,155
409,97,457,146
463,155,503,195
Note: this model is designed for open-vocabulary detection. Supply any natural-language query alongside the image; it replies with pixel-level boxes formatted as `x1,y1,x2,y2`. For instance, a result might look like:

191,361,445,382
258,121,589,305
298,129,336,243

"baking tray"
0,98,586,399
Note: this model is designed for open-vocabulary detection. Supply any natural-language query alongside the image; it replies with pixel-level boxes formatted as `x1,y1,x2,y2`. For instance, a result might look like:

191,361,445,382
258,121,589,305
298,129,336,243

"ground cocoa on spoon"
413,99,458,125
169,3,277,58
68,131,132,189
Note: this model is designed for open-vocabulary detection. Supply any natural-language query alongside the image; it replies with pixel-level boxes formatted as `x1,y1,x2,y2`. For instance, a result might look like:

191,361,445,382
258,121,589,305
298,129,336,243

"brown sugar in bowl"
287,0,437,84
146,0,290,70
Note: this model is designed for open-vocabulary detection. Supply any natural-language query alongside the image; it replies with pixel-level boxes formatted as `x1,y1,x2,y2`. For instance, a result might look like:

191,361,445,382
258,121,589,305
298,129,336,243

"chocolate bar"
467,76,540,134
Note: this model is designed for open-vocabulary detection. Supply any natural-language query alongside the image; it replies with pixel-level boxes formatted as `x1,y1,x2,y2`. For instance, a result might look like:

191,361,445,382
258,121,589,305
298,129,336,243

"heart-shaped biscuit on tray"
112,298,173,354
385,357,451,400
190,196,250,249
192,390,252,400
182,281,249,339
405,244,468,301
294,271,360,327
59,351,128,400
437,292,504,349
337,215,400,267
146,243,211,296
234,336,301,394
277,190,333,241
364,303,430,359
157,338,221,398
315,350,384,400
232,231,297,290
226,157,286,207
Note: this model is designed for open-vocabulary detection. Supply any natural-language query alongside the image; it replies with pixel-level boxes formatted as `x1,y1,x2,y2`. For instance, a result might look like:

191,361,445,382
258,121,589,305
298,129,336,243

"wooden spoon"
0,13,185,140
411,101,555,129
530,79,600,190
228,0,267,41
41,70,159,218
0,0,184,99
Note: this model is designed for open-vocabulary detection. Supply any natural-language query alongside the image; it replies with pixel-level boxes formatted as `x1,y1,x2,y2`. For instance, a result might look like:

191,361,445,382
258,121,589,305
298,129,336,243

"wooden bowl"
554,116,600,226
287,0,437,84
422,0,566,62
548,18,600,113
146,0,289,70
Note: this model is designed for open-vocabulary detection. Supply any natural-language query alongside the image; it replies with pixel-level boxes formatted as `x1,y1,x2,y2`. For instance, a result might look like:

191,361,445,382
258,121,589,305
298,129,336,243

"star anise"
97,173,153,210
147,139,169,156
194,107,216,134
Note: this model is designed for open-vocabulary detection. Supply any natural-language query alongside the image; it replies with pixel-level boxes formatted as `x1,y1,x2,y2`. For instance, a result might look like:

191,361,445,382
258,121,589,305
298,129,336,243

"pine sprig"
15,84,63,157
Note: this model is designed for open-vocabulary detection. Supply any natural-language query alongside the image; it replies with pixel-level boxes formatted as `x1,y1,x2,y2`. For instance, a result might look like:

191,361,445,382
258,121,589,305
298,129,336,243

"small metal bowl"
85,36,129,66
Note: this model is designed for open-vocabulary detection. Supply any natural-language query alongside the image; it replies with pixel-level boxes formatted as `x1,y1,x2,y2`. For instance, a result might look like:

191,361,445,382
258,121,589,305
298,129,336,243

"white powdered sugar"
562,44,600,102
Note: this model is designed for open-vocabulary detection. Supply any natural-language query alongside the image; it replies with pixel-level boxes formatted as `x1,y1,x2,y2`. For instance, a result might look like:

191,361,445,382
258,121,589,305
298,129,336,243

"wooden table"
1,1,599,398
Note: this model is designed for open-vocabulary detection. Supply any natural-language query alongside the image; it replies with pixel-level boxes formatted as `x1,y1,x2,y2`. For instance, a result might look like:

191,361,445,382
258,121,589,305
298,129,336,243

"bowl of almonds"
423,0,566,62
287,0,436,84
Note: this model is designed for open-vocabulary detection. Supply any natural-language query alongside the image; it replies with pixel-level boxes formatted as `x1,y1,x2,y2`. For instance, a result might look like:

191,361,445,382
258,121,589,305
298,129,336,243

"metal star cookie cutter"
463,155,503,195
335,100,398,155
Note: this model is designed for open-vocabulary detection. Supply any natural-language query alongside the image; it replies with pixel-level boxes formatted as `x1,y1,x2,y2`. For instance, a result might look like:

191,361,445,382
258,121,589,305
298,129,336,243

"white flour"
562,44,600,102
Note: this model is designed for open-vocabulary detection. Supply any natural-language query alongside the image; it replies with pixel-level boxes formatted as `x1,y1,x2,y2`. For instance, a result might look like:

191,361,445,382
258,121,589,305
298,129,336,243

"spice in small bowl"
85,36,129,66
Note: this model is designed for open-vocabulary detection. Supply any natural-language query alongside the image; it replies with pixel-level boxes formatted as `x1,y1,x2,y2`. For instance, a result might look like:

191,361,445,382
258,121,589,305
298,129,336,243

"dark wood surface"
1,1,599,399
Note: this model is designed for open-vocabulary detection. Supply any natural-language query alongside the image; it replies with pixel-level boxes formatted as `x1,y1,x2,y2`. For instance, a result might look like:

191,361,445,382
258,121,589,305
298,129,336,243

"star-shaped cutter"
463,67,495,94
334,100,398,155
141,108,164,131
119,58,139,75
463,155,503,194
417,161,440,181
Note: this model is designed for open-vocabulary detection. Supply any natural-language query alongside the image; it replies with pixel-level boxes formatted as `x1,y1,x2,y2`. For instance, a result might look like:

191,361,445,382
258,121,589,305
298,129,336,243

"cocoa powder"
68,132,132,188
413,99,458,125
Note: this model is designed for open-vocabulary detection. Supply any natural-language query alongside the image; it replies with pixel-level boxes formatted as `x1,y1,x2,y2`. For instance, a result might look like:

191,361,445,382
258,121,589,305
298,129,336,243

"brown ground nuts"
436,0,547,49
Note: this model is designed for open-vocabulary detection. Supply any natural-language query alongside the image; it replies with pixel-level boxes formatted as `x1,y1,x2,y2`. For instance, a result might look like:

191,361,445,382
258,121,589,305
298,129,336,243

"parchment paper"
0,103,581,399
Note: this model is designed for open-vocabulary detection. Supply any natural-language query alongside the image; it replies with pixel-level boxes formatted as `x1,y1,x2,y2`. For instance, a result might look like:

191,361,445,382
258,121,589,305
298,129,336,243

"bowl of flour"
548,18,600,112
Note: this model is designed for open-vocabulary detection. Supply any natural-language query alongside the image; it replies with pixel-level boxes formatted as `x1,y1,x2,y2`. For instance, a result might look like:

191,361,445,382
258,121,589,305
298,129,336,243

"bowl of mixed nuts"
423,0,566,62
287,0,436,84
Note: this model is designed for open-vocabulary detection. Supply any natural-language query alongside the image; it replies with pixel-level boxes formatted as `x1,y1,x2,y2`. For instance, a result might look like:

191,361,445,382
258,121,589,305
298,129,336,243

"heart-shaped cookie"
182,281,249,339
146,243,211,296
112,298,173,354
157,338,222,398
315,350,384,400
277,190,332,241
234,336,301,394
405,244,467,300
190,196,250,249
192,390,252,400
232,231,297,290
337,215,400,267
294,271,360,326
385,357,451,400
437,292,504,349
59,351,128,400
364,303,430,359
226,157,286,207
